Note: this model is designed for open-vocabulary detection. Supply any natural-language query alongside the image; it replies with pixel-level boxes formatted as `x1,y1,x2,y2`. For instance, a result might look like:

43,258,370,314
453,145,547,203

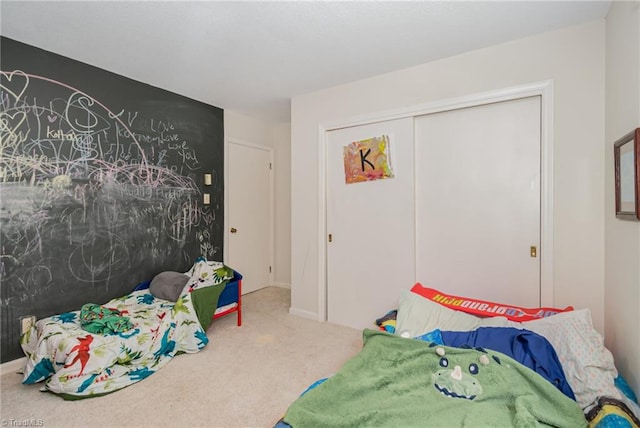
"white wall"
291,21,606,330
604,0,640,396
224,111,291,287
225,110,276,148
273,122,292,288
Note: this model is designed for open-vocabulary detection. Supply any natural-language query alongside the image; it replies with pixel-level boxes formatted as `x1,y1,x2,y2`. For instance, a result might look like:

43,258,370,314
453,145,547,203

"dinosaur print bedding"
19,259,231,399
282,329,588,427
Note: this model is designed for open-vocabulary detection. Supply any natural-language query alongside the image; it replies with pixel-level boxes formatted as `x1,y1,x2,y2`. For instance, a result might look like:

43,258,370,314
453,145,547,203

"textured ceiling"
1,1,611,123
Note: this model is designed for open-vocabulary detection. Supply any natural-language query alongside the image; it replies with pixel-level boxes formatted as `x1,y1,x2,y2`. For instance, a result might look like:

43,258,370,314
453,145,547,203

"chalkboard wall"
0,37,224,363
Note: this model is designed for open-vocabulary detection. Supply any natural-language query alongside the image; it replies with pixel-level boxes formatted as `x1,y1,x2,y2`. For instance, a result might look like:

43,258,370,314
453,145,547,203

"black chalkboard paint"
0,37,224,363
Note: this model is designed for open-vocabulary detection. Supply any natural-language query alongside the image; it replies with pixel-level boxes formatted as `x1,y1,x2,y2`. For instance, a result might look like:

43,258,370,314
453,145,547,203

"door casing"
318,80,554,321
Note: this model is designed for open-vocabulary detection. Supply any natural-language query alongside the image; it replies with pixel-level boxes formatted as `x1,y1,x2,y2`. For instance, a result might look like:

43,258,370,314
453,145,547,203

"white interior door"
227,141,272,294
326,117,415,330
415,96,541,306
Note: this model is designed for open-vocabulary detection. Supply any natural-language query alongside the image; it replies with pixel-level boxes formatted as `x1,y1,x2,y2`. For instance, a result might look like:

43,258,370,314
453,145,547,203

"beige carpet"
0,287,363,428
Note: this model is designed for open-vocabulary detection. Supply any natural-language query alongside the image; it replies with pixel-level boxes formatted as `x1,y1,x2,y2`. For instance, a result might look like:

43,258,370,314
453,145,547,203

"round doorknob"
230,228,237,233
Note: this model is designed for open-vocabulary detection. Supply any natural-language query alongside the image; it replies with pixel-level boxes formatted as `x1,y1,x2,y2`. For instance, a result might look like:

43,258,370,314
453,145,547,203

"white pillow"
512,310,621,411
396,290,622,411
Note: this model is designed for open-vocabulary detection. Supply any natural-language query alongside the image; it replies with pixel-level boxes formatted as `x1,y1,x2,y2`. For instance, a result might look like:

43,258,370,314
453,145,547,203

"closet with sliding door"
325,95,544,330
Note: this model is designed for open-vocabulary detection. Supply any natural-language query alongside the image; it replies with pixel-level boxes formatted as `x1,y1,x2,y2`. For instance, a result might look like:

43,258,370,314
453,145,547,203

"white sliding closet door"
326,117,415,330
414,96,542,306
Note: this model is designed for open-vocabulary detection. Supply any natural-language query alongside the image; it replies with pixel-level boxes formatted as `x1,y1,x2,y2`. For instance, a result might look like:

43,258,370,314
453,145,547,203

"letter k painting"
343,134,394,184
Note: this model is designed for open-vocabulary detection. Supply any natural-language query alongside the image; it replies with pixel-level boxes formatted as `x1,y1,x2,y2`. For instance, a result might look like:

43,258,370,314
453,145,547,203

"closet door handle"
230,228,237,234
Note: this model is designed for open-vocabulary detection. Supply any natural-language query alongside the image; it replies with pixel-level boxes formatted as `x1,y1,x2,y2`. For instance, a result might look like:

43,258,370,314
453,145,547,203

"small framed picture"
614,128,640,220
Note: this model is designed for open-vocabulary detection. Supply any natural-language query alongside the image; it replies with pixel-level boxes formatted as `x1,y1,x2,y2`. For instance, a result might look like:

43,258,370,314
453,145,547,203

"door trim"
224,138,275,288
318,80,554,321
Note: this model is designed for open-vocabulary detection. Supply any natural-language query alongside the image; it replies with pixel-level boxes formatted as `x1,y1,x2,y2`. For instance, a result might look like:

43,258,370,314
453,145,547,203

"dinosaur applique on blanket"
431,345,485,400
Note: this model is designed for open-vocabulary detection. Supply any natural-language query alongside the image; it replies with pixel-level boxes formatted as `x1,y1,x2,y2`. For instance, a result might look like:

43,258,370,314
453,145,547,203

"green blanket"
284,329,587,428
79,303,133,335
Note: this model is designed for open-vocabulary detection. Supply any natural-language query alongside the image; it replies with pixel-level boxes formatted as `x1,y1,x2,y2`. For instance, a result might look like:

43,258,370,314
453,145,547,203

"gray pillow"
149,271,189,302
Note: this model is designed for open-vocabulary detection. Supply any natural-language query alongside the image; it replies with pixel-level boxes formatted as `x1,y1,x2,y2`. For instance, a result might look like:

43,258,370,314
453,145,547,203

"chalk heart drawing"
47,114,58,123
0,70,30,102
0,111,27,134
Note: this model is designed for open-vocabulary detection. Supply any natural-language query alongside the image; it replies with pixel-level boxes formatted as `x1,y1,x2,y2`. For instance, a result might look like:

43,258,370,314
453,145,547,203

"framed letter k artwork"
343,134,394,184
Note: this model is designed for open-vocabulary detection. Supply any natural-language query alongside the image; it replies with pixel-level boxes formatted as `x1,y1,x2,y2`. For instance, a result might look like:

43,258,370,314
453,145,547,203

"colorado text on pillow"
410,283,573,321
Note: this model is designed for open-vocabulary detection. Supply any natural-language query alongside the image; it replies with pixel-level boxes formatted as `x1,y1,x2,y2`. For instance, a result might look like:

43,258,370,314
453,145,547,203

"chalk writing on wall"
0,37,224,363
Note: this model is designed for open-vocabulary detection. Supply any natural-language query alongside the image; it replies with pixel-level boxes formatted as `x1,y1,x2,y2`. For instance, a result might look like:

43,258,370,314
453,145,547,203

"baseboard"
271,282,291,289
289,307,318,320
0,357,25,376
